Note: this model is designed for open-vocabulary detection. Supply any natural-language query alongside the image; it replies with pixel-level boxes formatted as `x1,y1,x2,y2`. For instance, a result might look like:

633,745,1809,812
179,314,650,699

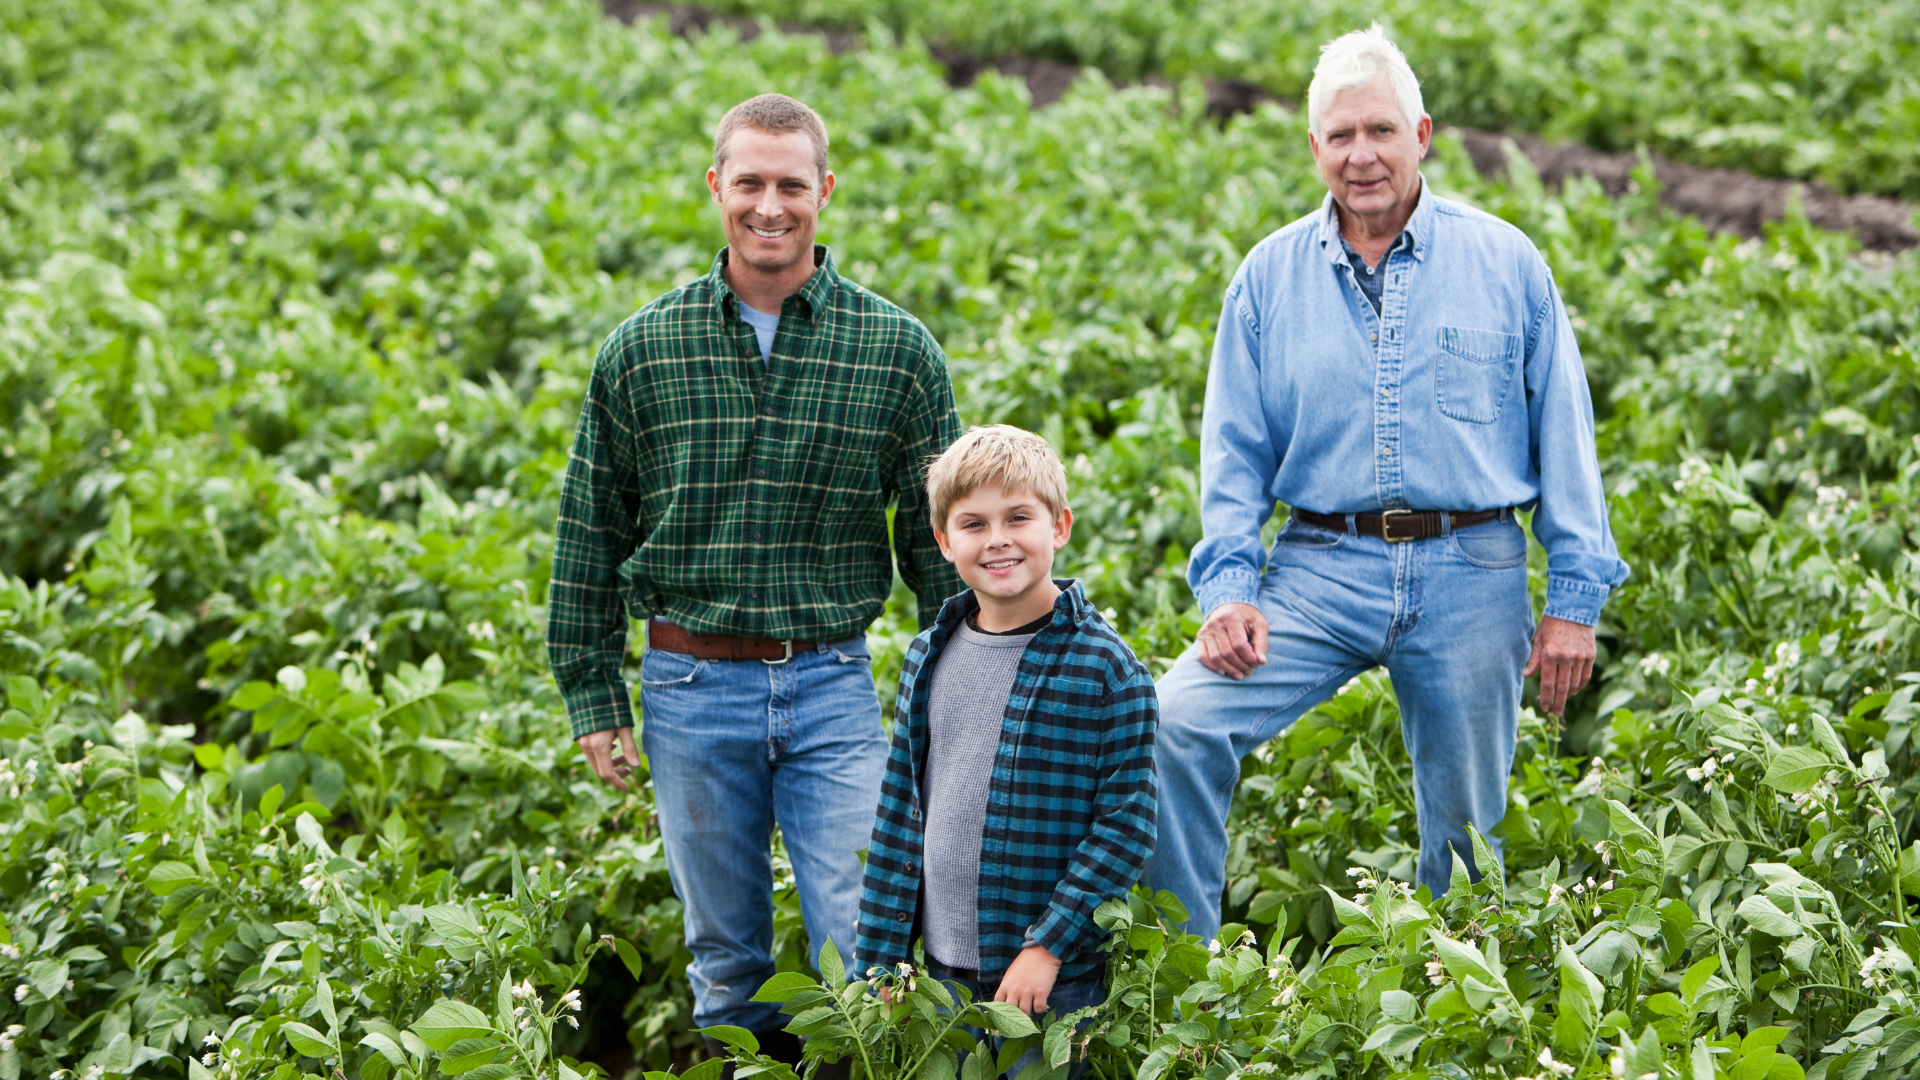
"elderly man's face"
1309,78,1431,226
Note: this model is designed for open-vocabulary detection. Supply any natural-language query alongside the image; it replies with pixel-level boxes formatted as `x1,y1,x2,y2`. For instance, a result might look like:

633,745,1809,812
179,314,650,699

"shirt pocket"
1435,325,1522,425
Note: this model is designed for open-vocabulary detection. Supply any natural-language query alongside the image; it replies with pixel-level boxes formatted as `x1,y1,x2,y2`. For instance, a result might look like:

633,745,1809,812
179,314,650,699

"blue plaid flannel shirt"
855,580,1158,985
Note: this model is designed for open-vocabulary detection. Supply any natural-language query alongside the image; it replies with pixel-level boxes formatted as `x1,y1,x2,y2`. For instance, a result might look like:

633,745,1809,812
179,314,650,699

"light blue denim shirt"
1189,179,1630,626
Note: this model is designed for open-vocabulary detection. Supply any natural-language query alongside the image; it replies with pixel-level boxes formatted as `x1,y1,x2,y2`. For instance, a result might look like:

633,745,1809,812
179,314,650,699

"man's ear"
707,166,723,203
1052,507,1074,551
818,170,836,208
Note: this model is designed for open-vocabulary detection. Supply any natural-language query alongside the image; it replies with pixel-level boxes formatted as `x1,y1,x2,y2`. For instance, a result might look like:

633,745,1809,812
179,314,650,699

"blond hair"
713,93,830,180
926,425,1070,532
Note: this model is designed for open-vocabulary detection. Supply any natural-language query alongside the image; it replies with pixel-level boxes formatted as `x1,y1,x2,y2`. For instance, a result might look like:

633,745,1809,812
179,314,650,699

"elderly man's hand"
1524,616,1596,717
578,727,642,793
1197,602,1269,680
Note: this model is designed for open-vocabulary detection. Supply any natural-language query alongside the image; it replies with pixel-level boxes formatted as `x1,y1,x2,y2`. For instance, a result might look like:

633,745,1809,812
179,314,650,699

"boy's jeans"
639,634,885,1032
1145,516,1535,938
924,959,1106,1080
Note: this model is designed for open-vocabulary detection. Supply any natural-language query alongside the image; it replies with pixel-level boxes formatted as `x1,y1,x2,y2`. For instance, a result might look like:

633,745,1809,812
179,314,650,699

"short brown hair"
713,93,829,180
926,425,1070,532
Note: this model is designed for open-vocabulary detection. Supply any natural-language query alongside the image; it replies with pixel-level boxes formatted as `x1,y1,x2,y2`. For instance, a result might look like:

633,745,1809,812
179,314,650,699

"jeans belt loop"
1440,510,1453,536
1344,512,1357,537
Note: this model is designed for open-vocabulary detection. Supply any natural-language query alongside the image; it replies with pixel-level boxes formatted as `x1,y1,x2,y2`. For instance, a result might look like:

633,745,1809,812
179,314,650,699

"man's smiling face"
707,128,833,279
1309,77,1431,225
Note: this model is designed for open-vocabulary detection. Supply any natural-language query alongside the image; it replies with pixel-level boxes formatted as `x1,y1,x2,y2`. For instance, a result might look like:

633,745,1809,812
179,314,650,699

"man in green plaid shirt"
546,93,962,1061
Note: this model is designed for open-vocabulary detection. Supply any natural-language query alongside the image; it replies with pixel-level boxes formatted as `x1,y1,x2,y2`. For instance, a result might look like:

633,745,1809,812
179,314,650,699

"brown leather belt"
1292,507,1511,543
646,620,815,663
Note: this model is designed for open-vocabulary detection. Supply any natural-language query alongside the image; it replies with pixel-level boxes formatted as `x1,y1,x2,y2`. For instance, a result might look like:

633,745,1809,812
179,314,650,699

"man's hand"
996,945,1062,1016
1523,616,1596,717
1196,602,1269,680
578,727,642,793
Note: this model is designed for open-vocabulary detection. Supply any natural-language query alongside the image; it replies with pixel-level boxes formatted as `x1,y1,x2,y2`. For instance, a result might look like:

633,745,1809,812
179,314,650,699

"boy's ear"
933,523,957,563
1052,507,1073,551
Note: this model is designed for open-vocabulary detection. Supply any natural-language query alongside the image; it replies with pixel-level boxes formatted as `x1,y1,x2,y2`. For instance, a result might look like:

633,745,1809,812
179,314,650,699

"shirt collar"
709,244,836,319
934,579,1094,636
1317,173,1433,266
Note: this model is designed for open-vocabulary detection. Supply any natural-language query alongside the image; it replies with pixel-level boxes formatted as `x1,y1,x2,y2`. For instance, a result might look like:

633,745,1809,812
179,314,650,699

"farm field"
1,0,1919,1078
712,0,1920,200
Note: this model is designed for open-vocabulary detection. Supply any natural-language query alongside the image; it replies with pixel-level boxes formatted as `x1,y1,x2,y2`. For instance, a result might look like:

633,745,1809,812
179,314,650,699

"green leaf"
24,960,66,1001
614,936,645,979
978,1000,1041,1038
411,1000,493,1051
361,1033,407,1067
1360,1023,1426,1059
1807,713,1851,765
752,971,822,1002
961,1040,995,1080
1427,931,1496,985
145,861,197,896
699,1026,760,1053
1737,895,1805,937
1137,1045,1176,1080
1682,954,1721,1006
281,1021,335,1058
1762,746,1832,793
816,938,845,986
680,1059,728,1080
440,1037,505,1075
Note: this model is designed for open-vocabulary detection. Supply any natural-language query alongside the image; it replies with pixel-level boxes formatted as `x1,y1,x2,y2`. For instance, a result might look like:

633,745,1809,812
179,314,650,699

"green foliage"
709,0,1920,199
1,0,1919,1075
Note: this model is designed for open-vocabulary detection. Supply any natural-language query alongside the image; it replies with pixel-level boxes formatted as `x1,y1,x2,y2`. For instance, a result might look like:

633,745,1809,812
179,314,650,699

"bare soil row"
603,1,1918,253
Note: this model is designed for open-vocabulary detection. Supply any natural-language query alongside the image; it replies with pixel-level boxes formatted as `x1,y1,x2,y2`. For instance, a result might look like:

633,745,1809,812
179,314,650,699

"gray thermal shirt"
919,618,1036,970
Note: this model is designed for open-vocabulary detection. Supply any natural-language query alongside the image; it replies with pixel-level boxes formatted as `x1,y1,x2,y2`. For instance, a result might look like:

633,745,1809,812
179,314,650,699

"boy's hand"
995,945,1062,1016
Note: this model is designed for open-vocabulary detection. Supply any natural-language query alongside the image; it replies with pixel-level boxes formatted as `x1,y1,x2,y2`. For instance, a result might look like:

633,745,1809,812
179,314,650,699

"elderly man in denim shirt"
1144,26,1630,935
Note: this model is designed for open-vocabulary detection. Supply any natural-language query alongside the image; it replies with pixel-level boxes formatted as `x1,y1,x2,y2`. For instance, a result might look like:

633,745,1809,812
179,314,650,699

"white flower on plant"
204,1033,221,1046
1673,457,1711,493
0,1033,12,1052
1636,652,1672,677
1537,1046,1575,1077
1206,939,1221,955
566,1015,579,1029
13,984,27,1002
1547,883,1567,905
512,978,536,1000
202,1053,218,1066
1425,959,1446,985
1786,723,1798,736
1274,985,1297,1006
0,944,18,960
560,989,583,1011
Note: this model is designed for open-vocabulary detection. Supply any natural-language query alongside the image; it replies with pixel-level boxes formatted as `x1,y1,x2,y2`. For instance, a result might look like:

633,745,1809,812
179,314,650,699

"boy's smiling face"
936,485,1073,630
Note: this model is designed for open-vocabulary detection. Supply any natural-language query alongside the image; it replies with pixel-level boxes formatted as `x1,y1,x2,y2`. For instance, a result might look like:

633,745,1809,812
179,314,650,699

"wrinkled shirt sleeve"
1187,276,1280,616
1525,274,1631,625
546,349,642,739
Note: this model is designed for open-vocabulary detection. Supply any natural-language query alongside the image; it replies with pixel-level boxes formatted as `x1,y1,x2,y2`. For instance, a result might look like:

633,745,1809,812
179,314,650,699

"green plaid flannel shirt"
547,246,965,738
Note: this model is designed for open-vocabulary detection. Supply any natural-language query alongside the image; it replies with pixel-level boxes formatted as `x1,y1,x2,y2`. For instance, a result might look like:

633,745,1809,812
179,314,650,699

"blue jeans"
925,959,1106,1080
1145,515,1535,938
639,634,886,1031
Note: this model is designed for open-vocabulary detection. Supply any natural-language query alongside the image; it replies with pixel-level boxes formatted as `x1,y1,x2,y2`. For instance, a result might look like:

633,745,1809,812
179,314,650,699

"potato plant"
1,0,1919,1076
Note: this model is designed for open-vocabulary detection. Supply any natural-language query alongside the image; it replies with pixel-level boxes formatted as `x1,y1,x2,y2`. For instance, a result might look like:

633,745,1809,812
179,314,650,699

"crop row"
708,0,1920,200
1,0,1918,1077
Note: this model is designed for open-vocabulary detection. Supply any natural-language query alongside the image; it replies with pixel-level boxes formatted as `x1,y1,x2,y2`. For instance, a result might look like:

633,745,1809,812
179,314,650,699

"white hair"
1307,24,1425,139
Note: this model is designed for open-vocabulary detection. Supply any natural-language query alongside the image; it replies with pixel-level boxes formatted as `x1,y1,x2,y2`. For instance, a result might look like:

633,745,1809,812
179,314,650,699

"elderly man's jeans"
640,637,886,1031
1145,517,1534,939
924,959,1106,1080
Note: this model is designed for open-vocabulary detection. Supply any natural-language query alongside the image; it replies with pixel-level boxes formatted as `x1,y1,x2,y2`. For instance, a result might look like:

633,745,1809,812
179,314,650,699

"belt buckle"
763,640,795,665
1380,508,1418,543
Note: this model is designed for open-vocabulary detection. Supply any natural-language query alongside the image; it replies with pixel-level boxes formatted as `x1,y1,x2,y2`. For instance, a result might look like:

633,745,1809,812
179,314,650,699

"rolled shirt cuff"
562,678,635,740
1194,569,1263,618
1543,576,1612,627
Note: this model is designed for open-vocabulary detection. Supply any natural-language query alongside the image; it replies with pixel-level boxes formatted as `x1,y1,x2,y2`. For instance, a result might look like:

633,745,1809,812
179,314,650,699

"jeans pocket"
1277,519,1342,547
1435,325,1520,425
639,648,704,688
827,638,873,665
1451,520,1528,568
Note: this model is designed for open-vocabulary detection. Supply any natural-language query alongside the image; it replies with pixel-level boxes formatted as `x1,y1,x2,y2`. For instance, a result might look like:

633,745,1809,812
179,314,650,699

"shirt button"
905,861,917,874
1379,448,1393,458
756,469,767,478
1370,332,1378,341
895,912,909,923
754,531,763,540
750,589,760,598
763,406,775,416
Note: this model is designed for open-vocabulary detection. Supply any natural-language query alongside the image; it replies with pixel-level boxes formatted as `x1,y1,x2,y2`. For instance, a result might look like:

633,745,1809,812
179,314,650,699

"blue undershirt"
738,301,780,365
1339,231,1411,316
